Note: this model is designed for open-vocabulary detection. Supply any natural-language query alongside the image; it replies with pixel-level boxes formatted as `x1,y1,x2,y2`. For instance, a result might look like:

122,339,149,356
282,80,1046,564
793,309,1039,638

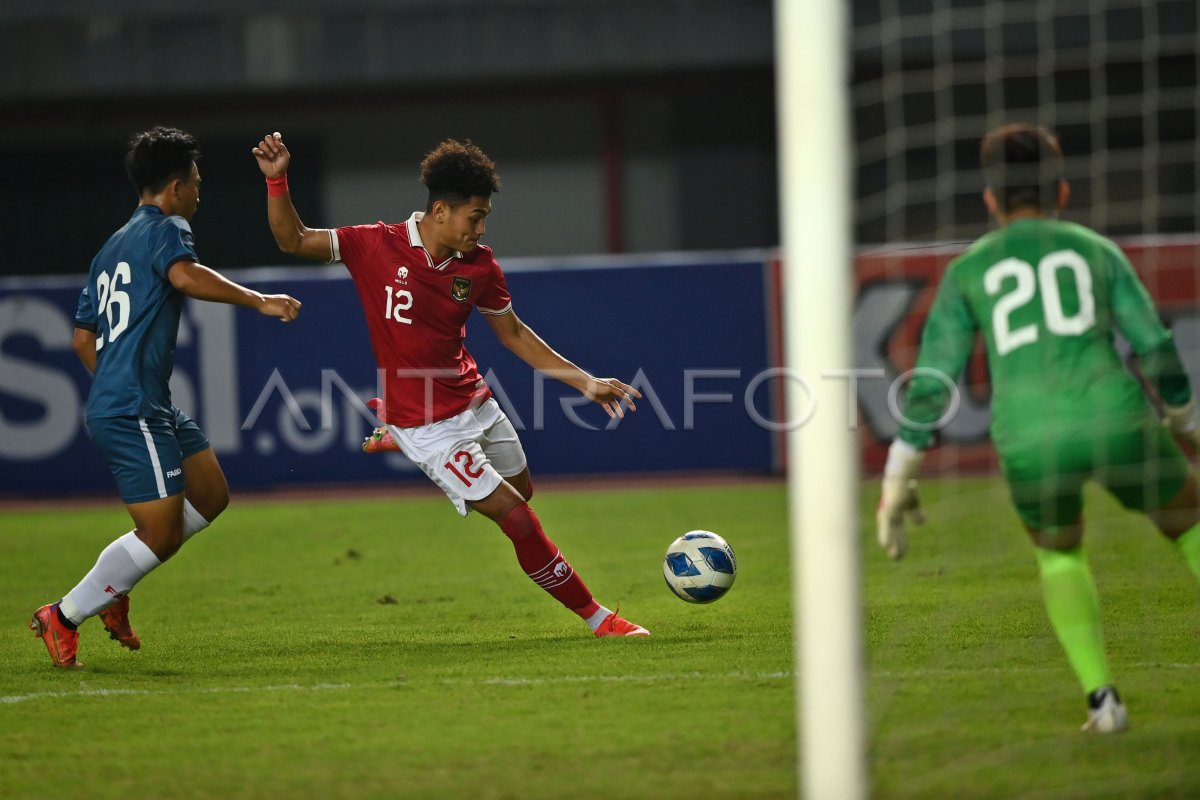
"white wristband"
1165,396,1200,434
884,438,924,479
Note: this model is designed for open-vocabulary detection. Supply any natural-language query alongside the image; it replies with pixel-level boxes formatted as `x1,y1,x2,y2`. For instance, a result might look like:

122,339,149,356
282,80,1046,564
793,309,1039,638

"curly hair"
980,123,1064,214
421,139,501,211
124,126,201,195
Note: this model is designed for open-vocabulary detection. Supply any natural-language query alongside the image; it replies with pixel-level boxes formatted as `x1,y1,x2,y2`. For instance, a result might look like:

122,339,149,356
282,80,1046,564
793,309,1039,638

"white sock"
59,532,162,625
584,605,613,632
182,500,211,543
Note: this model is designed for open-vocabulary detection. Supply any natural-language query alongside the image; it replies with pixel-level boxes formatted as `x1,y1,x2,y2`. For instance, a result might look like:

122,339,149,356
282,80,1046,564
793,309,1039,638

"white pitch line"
0,672,787,706
870,662,1200,679
449,670,793,687
5,663,1196,705
1,682,352,706
2,687,146,704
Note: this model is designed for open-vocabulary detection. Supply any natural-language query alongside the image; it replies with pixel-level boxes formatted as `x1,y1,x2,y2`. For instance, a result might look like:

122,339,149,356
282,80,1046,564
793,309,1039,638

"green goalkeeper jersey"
899,217,1192,452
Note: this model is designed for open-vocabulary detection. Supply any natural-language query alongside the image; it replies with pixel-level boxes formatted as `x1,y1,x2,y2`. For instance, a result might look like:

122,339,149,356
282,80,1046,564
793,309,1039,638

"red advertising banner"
850,236,1200,474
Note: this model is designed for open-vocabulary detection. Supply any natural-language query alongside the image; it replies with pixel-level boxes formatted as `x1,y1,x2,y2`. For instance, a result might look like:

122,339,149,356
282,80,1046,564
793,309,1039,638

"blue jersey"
74,205,198,420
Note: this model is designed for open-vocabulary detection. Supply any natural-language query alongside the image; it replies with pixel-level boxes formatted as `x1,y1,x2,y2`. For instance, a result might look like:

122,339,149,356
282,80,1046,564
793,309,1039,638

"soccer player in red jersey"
252,132,649,637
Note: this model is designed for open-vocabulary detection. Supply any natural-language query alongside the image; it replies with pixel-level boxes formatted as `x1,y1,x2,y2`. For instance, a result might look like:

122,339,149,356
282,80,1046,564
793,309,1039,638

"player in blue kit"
30,126,302,668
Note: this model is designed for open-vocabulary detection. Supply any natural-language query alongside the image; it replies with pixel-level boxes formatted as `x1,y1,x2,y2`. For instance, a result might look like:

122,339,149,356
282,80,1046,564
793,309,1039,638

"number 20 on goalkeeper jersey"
900,217,1189,452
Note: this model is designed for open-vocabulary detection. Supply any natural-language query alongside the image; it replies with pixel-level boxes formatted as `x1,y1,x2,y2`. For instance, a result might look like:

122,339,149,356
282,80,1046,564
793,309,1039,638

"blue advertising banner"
0,253,780,498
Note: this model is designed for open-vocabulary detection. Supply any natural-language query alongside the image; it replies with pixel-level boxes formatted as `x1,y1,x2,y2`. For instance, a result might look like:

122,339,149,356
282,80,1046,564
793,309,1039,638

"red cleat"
30,603,82,668
98,594,141,651
594,609,650,638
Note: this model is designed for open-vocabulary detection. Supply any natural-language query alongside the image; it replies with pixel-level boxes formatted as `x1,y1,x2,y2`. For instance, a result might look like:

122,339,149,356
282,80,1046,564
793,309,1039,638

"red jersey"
332,212,512,427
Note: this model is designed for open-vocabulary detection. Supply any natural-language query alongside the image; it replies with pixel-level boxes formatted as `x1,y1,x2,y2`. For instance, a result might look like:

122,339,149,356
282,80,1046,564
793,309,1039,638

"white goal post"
775,0,867,798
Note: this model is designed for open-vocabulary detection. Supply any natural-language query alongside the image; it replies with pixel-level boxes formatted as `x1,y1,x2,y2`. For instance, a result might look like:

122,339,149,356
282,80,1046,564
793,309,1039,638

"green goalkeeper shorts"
1000,415,1190,531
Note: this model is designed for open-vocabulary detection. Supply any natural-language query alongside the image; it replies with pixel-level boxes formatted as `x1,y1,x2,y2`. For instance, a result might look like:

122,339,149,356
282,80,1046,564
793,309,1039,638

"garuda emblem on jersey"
450,276,472,303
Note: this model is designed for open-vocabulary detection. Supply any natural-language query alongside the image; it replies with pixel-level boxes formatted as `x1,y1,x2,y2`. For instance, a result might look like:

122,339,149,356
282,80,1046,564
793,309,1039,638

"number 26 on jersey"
95,262,133,351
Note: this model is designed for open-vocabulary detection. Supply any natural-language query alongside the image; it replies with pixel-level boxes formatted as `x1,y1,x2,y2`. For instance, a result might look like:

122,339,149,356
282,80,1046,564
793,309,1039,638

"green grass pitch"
2,479,1198,798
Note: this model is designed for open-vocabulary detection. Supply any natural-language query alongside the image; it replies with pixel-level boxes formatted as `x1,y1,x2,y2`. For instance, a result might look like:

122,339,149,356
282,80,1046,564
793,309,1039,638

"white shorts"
387,397,528,516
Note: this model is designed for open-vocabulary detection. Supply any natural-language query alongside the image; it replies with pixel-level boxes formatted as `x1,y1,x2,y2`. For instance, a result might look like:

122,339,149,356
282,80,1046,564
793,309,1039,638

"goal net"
852,0,1199,244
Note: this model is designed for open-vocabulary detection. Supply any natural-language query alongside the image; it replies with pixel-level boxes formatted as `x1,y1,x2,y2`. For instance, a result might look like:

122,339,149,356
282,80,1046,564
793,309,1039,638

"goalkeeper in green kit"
877,123,1200,734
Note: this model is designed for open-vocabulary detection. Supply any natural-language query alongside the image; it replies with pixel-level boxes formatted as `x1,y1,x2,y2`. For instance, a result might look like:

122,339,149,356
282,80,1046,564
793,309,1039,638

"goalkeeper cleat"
30,603,82,669
594,609,650,638
98,593,141,651
362,426,402,453
1081,685,1128,733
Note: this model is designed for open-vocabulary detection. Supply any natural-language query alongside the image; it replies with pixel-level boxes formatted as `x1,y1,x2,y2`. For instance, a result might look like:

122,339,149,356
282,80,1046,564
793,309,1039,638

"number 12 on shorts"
445,450,484,487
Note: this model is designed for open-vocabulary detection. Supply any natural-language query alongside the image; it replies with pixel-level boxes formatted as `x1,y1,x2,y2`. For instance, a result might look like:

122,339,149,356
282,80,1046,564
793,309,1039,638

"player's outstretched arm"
168,261,301,322
484,310,642,419
876,439,926,560
252,131,334,262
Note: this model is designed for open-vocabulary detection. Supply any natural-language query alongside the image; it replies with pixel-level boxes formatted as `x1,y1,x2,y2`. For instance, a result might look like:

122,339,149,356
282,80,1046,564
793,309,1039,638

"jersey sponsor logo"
395,266,409,284
450,276,472,303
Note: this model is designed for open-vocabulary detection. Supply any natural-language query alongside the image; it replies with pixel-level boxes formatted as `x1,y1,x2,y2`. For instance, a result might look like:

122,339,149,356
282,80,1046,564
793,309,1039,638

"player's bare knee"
470,481,524,524
506,474,533,501
205,489,230,521
184,490,226,523
182,449,229,520
1028,524,1082,551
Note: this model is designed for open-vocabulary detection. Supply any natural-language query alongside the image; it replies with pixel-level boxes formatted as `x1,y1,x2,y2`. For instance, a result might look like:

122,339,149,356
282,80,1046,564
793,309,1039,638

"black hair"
421,139,501,211
124,126,201,195
980,123,1064,214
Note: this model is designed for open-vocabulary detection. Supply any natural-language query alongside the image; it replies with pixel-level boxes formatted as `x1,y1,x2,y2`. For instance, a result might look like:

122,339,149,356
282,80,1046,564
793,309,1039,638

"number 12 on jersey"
385,286,413,325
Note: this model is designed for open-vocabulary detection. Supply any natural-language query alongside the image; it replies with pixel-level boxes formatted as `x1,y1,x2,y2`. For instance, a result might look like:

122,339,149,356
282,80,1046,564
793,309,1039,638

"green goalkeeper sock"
1035,546,1111,695
1175,523,1200,583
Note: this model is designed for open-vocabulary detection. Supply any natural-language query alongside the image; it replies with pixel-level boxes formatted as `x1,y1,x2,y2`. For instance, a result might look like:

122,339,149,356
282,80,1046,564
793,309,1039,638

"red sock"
499,503,599,618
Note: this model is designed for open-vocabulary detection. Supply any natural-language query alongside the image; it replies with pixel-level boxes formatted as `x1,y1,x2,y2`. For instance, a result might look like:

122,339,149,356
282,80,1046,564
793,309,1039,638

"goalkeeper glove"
876,439,925,561
1164,396,1200,448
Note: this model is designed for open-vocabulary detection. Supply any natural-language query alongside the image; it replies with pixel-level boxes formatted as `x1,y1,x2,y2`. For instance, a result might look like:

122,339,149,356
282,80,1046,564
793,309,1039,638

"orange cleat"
362,426,402,453
98,594,141,651
30,603,82,668
594,609,650,638
361,398,402,453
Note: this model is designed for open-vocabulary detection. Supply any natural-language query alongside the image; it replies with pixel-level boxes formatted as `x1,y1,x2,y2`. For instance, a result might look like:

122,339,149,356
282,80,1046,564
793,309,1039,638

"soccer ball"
663,531,737,603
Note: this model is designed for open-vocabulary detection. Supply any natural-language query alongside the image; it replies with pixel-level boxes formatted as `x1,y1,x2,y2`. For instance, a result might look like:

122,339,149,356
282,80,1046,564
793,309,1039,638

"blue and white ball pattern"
663,530,737,603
